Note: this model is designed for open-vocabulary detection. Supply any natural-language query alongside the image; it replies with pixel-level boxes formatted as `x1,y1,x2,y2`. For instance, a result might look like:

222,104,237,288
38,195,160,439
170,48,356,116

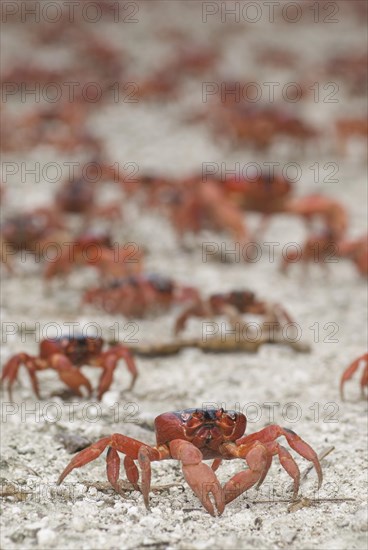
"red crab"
136,69,179,101
286,194,348,241
43,233,143,283
15,100,102,154
1,336,137,401
166,178,249,246
55,173,122,225
340,353,368,400
221,177,347,242
224,173,293,212
281,233,367,277
57,407,323,516
207,102,318,152
124,176,249,246
280,231,337,275
0,208,66,272
83,274,199,318
222,173,293,239
175,290,294,337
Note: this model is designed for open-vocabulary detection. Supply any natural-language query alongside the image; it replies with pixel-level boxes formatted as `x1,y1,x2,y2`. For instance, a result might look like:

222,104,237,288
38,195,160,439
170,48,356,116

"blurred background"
1,0,367,335
1,1,367,320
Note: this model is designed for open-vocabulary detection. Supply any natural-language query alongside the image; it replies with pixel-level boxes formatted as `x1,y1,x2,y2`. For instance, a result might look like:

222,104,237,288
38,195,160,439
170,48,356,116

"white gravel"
1,2,367,550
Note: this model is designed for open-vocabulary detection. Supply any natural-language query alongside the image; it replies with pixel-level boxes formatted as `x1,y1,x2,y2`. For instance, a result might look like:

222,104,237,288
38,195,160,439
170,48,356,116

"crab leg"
95,346,138,399
137,446,152,508
106,447,122,494
58,434,160,504
360,365,368,398
50,354,92,397
1,353,41,400
211,458,222,471
58,436,112,484
169,439,224,516
174,302,209,335
222,428,317,505
222,441,272,504
236,425,322,490
106,447,143,495
340,353,368,400
124,455,140,491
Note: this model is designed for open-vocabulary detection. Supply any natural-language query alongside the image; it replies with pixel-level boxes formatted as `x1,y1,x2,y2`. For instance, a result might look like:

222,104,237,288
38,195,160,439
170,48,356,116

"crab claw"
169,440,224,516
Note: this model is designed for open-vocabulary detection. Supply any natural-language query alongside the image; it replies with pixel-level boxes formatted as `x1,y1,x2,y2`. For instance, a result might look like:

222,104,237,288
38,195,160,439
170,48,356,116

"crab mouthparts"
198,425,220,439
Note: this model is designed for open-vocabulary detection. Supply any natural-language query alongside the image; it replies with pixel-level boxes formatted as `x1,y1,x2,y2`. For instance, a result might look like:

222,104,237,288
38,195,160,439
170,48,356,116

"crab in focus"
57,407,323,516
1,336,137,401
340,353,368,400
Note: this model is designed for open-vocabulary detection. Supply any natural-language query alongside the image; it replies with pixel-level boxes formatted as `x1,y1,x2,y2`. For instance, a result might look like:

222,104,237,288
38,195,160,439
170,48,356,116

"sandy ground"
1,2,367,549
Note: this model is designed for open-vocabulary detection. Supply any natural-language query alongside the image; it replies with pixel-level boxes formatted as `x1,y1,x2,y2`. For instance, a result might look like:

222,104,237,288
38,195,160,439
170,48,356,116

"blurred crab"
340,353,368,400
281,232,367,277
43,233,143,283
136,44,217,101
0,208,66,272
217,176,346,242
175,289,294,340
55,173,122,226
222,173,293,239
15,99,102,153
205,102,318,152
57,407,322,516
136,69,179,101
165,178,249,247
83,274,199,318
286,194,348,241
280,230,337,275
1,335,137,401
324,53,367,96
335,118,368,156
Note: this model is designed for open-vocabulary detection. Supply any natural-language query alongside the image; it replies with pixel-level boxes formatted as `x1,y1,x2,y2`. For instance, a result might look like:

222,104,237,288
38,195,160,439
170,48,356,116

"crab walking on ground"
57,408,323,516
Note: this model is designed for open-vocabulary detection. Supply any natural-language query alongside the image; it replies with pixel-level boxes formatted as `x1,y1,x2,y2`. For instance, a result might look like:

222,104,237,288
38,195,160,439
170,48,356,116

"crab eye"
181,412,191,422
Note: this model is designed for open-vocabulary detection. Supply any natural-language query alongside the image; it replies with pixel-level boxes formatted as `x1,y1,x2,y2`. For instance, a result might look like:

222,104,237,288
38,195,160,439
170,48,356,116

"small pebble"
37,528,56,546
